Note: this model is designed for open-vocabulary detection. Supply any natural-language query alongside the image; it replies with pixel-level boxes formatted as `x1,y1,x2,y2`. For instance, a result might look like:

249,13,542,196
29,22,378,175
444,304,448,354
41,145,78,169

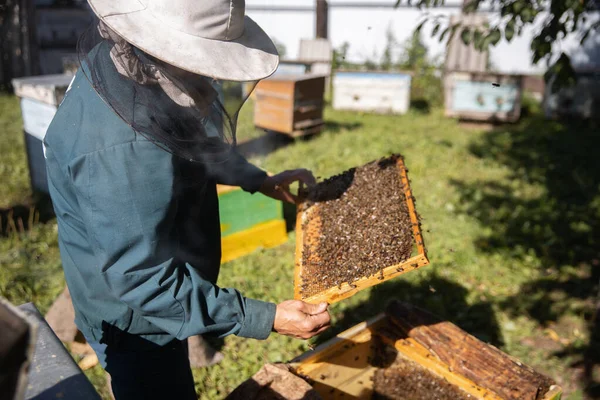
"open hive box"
288,300,562,400
295,155,429,304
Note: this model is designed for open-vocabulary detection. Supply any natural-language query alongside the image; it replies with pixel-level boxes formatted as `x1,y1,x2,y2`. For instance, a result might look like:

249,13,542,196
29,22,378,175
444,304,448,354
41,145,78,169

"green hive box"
217,184,288,263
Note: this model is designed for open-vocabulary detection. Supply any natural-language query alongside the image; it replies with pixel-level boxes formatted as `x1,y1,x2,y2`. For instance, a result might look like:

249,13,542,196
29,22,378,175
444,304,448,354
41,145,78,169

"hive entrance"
295,154,429,304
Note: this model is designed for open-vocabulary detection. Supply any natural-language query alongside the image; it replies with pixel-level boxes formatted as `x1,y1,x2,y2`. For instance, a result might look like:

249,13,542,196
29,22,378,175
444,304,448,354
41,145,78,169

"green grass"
1,91,599,399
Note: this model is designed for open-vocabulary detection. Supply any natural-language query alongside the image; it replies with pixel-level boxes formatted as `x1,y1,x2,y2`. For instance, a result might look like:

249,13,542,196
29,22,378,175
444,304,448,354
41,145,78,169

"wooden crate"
253,74,325,137
444,71,523,122
289,301,562,400
294,157,429,305
218,184,288,263
332,71,411,114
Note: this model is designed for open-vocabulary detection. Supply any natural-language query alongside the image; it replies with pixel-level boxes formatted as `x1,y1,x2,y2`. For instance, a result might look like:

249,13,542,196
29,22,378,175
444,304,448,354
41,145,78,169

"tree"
381,25,399,71
398,31,444,109
395,0,600,88
398,31,428,70
271,37,287,59
333,42,351,70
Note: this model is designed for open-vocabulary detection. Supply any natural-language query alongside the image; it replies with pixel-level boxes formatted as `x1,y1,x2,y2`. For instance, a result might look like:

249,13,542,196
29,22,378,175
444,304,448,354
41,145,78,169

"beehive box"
444,71,523,122
218,184,288,263
333,72,411,114
543,70,600,120
12,74,74,193
253,74,326,136
295,155,429,304
289,300,562,400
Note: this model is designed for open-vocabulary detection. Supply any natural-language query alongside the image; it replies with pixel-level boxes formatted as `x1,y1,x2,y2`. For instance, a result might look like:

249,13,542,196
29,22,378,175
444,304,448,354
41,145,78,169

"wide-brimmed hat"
86,0,279,82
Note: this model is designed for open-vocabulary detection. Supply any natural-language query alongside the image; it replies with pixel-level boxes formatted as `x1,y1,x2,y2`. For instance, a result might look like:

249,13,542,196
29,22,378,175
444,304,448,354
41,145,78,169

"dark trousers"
90,325,197,400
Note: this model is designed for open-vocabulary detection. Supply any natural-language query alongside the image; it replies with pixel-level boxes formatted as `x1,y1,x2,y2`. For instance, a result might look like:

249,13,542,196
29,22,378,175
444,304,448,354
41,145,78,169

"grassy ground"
1,92,599,399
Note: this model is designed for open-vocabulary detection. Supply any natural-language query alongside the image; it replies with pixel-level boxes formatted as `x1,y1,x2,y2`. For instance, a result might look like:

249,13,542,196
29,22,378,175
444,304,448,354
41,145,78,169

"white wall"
246,0,598,75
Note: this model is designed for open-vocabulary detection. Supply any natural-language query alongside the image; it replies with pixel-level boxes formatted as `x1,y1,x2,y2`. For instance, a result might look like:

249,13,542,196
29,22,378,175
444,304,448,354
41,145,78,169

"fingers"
278,169,317,187
308,311,331,331
299,301,328,315
277,184,297,204
274,300,331,340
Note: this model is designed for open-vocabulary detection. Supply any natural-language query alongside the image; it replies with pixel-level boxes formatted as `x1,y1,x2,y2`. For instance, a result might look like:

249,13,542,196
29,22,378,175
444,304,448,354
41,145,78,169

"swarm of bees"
298,154,415,298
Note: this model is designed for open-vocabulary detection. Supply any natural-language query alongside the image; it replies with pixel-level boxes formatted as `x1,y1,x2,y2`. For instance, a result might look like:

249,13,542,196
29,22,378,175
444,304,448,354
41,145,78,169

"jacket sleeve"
201,139,268,193
68,139,276,340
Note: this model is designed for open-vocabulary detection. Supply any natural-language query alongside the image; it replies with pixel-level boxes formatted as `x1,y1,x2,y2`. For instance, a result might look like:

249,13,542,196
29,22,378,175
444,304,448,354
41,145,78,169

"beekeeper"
43,0,331,398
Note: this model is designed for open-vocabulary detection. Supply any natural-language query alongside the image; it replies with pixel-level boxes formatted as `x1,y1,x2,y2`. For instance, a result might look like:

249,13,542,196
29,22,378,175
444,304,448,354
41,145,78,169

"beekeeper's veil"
77,18,265,163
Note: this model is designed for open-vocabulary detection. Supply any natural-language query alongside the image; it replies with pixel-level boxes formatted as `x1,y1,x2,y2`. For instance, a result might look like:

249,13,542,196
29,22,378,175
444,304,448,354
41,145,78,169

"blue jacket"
43,53,276,346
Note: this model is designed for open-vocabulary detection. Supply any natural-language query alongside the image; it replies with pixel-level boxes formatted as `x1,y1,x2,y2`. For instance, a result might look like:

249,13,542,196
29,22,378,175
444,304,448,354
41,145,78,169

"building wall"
246,0,598,75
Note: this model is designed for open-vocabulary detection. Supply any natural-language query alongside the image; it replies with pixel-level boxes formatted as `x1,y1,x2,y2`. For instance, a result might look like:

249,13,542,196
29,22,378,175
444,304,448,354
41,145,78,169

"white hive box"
333,71,411,114
11,74,74,193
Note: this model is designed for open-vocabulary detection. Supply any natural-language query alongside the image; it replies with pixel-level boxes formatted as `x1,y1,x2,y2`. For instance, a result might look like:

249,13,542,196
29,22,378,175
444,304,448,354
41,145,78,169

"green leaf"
505,20,515,42
415,19,427,35
439,27,450,41
521,8,534,23
544,52,577,93
473,29,484,50
460,28,472,45
394,0,402,7
432,23,441,36
488,28,501,45
463,0,481,13
513,0,525,13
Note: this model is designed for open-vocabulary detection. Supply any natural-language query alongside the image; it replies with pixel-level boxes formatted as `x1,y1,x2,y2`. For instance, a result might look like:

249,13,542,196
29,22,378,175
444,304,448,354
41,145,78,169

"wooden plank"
294,158,429,304
386,301,556,400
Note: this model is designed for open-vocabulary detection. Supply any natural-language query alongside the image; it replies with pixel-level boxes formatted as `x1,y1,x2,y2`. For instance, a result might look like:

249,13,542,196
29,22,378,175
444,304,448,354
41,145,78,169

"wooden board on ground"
294,156,429,305
288,300,562,400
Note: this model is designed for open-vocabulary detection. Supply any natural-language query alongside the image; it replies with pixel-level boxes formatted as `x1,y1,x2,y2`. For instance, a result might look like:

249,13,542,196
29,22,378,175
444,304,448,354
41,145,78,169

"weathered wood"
45,286,79,343
288,311,561,400
226,363,322,400
315,0,329,39
290,315,501,400
254,74,326,136
386,301,555,400
294,158,429,305
445,14,488,73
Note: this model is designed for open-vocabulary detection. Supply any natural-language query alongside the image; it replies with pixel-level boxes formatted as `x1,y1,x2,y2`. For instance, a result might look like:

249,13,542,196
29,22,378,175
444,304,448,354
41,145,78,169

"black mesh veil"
76,18,258,163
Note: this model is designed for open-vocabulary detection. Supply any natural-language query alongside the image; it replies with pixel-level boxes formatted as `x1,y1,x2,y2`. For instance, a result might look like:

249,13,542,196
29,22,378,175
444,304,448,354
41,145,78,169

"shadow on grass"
0,192,54,236
451,115,600,397
236,131,295,159
323,121,363,134
316,275,504,348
